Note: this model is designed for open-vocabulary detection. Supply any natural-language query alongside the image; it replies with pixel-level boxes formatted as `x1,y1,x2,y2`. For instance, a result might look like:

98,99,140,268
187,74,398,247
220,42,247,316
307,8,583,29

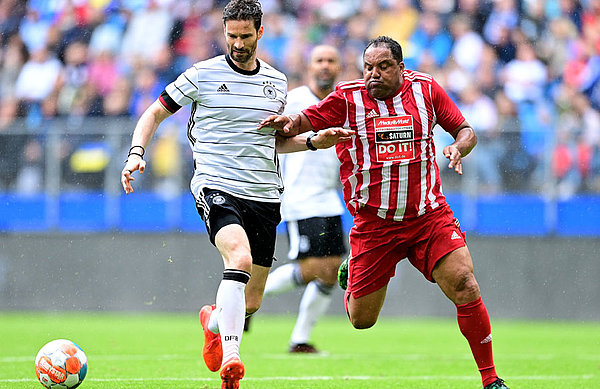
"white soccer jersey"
160,55,287,202
279,85,345,221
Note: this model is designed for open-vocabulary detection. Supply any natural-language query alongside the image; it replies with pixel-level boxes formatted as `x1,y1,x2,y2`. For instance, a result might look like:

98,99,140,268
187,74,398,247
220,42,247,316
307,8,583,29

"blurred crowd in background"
0,0,599,199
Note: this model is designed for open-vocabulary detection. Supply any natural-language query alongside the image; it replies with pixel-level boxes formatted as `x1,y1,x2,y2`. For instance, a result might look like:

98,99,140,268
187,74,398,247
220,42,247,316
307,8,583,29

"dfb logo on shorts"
213,195,226,205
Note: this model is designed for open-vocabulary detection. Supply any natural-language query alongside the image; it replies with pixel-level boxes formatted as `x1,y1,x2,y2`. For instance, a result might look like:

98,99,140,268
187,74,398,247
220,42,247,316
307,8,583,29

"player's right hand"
121,157,146,194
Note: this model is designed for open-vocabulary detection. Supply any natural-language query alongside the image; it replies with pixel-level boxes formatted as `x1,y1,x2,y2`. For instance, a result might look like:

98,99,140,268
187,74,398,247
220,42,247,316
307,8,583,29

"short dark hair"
222,0,263,31
363,36,403,64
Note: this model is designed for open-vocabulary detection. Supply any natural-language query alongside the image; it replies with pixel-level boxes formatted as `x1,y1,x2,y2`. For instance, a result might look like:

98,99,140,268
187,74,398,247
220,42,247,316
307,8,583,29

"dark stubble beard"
230,41,256,65
316,77,334,91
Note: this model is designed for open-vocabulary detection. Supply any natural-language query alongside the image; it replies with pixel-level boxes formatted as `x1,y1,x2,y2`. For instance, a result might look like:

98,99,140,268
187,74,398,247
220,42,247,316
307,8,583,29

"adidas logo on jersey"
451,231,461,240
217,84,230,93
366,109,379,119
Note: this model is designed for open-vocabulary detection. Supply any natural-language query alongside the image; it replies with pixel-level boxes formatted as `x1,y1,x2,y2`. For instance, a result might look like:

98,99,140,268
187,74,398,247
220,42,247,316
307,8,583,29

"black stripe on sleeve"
159,90,182,113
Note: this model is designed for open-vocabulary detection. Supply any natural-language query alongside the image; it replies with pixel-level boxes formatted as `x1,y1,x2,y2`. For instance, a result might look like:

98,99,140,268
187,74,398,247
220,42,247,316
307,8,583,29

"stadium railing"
0,117,598,236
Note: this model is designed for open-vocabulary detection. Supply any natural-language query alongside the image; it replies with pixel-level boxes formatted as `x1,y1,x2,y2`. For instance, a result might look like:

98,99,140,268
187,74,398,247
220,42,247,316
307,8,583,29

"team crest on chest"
263,81,277,99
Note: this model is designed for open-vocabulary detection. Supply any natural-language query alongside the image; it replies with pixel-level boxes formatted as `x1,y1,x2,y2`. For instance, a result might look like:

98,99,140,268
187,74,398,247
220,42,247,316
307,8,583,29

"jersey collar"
226,54,260,75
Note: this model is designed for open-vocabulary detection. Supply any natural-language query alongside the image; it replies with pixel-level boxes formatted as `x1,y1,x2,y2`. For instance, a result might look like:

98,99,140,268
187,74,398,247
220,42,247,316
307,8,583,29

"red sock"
456,297,498,387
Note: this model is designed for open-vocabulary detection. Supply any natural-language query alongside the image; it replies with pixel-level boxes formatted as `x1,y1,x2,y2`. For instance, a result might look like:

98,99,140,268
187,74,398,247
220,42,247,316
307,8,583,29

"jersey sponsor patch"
373,115,415,162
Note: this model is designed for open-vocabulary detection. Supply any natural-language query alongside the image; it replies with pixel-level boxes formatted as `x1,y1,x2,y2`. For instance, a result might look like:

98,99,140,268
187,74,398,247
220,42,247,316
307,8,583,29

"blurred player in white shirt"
247,45,347,353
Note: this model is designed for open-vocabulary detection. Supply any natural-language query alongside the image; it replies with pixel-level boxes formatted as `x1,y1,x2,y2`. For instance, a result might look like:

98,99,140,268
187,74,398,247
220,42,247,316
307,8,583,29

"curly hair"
363,36,404,64
222,0,263,31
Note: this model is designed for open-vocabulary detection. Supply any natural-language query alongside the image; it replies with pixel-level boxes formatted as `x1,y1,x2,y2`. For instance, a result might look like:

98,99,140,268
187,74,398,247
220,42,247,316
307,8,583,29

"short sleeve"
302,88,347,131
430,78,465,133
162,66,200,108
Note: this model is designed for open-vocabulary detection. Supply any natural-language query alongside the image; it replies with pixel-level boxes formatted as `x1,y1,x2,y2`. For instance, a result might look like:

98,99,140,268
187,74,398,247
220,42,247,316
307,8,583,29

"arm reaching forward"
258,112,315,137
276,128,355,153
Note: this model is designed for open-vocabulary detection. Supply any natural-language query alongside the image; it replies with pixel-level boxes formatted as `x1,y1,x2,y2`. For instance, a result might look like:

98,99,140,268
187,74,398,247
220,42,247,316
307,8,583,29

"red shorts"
345,205,466,301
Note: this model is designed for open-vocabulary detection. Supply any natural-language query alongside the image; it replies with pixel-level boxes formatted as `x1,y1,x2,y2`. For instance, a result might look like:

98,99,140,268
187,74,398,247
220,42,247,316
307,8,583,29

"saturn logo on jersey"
213,195,226,205
374,115,415,162
263,81,277,99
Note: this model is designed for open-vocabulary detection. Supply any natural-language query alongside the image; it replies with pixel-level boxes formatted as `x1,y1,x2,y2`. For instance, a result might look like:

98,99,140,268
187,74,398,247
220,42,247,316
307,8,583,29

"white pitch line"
7,352,599,364
1,375,595,383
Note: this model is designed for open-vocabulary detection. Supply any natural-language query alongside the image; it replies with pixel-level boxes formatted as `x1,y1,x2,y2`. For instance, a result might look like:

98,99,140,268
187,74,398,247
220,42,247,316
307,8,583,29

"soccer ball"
35,339,87,388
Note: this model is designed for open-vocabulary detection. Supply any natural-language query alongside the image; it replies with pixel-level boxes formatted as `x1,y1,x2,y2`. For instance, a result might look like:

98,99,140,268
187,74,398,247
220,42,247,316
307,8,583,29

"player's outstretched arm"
121,100,173,194
276,128,355,154
443,120,477,175
258,112,313,137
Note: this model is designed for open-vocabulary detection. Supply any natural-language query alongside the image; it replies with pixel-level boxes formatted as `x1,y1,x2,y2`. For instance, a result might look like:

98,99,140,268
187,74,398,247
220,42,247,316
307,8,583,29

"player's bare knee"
350,315,377,329
225,253,253,273
320,269,338,285
245,293,262,314
453,273,480,303
245,302,261,315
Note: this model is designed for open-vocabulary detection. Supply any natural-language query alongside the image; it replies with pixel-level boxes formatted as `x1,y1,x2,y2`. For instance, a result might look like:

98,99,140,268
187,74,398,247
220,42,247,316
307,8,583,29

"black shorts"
286,216,346,260
195,189,281,267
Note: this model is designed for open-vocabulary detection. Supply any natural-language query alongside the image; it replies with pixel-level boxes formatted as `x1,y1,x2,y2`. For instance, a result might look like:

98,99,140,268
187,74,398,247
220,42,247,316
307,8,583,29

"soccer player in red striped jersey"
259,36,509,389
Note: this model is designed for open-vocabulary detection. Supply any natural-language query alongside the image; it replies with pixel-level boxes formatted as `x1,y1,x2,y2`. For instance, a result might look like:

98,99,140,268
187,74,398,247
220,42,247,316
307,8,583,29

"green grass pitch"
1,312,598,388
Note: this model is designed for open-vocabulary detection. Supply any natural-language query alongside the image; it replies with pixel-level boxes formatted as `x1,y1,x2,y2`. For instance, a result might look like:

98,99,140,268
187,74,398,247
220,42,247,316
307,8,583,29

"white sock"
208,306,220,334
215,278,247,364
263,263,304,297
290,280,333,345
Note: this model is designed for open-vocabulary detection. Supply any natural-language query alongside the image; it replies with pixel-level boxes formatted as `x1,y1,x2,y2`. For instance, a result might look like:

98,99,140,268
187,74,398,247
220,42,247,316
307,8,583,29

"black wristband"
128,145,145,157
306,132,318,151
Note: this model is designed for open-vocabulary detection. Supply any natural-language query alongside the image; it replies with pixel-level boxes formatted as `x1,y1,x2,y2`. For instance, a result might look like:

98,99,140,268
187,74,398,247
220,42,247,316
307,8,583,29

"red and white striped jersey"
302,70,465,221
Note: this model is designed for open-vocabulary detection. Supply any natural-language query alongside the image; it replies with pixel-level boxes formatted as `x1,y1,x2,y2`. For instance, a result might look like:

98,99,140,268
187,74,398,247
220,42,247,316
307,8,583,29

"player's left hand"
443,145,463,175
311,128,355,149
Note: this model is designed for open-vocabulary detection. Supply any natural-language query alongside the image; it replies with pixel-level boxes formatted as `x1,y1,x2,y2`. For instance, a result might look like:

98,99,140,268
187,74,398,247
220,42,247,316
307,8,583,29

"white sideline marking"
6,352,599,363
2,375,595,383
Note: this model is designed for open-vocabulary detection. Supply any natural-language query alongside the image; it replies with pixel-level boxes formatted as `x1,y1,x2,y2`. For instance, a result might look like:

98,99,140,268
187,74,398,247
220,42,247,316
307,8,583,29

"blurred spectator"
454,0,491,34
0,97,27,191
18,7,51,53
475,44,501,97
120,1,174,68
102,76,132,117
53,40,97,117
494,91,533,192
88,49,121,99
370,0,418,45
129,66,161,117
15,137,44,194
259,12,292,70
483,0,519,45
405,11,452,69
501,41,548,104
493,25,516,64
449,13,484,72
88,7,126,56
0,34,28,100
538,17,578,82
459,85,500,193
14,45,62,128
0,0,27,46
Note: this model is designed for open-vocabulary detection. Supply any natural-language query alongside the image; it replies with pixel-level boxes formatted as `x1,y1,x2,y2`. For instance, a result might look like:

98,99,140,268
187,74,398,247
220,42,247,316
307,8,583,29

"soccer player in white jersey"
259,36,510,389
120,1,350,388
248,45,347,353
